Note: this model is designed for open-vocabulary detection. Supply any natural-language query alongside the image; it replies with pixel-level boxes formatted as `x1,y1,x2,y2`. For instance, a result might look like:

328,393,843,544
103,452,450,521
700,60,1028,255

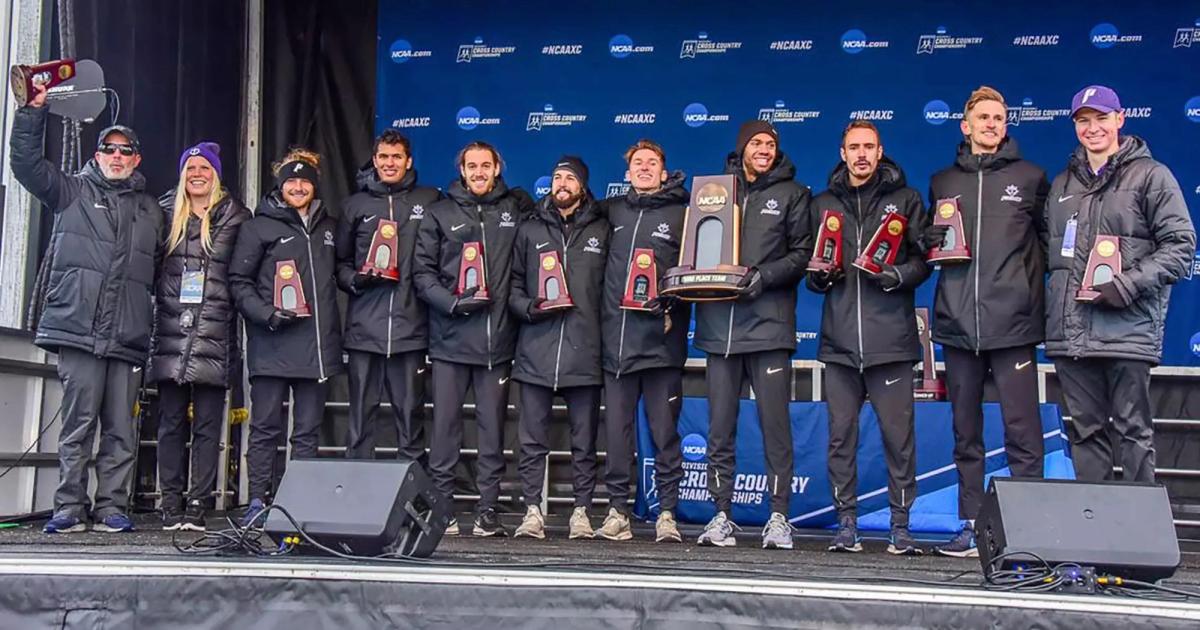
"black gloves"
644,295,677,317
1092,282,1130,309
736,268,764,301
451,286,490,316
267,309,300,331
351,270,389,293
806,267,844,293
921,224,950,253
526,297,562,323
868,264,903,291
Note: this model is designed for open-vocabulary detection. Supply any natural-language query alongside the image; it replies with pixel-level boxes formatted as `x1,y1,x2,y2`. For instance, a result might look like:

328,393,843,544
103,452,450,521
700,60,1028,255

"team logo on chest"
760,198,781,215
651,222,671,241
1001,184,1023,203
409,204,424,220
881,203,899,222
584,235,603,254
324,230,335,246
499,210,516,228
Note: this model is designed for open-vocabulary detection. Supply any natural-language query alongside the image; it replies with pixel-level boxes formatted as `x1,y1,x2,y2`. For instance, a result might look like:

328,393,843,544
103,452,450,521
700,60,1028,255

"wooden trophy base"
661,264,748,301
914,377,946,401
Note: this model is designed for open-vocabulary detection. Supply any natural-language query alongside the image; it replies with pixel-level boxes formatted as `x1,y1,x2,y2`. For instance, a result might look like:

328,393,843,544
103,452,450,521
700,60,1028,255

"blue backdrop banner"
376,1,1200,366
631,399,1073,534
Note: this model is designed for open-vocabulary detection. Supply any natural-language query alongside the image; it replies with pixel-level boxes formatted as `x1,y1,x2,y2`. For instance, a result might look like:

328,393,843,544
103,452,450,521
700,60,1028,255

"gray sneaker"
514,505,546,540
828,515,862,552
696,511,739,547
597,507,633,541
443,517,459,536
655,510,682,543
568,506,594,539
761,512,794,550
934,527,977,558
888,525,924,556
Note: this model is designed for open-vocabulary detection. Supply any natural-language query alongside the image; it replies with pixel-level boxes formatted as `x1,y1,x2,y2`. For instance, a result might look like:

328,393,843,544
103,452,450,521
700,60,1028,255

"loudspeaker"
264,459,450,558
977,478,1179,582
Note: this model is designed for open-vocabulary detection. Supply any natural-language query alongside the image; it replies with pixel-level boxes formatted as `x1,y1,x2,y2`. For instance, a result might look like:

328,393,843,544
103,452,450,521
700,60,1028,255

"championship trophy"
360,219,400,280
10,59,107,122
661,174,748,300
852,211,907,275
913,307,946,401
621,248,657,310
273,260,311,317
806,209,845,273
10,59,75,105
456,241,489,300
926,198,971,263
537,250,573,310
1076,235,1121,302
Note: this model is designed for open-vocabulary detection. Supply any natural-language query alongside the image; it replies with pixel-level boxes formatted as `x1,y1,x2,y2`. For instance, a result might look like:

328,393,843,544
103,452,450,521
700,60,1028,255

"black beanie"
552,155,589,189
275,160,319,190
735,119,779,155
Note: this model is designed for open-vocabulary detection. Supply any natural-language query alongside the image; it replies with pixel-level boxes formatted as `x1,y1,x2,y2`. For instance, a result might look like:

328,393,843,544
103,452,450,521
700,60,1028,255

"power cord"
0,404,63,481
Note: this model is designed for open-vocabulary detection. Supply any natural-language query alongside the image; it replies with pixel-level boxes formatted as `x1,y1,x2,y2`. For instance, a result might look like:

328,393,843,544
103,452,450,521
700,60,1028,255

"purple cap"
179,142,222,179
1071,85,1122,116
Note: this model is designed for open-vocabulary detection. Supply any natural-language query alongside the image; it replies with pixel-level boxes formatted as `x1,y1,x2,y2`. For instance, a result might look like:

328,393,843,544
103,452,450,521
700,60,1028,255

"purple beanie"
179,142,222,178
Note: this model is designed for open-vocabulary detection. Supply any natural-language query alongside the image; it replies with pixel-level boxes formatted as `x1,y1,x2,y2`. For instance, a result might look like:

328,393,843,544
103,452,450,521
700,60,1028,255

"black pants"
54,348,142,519
345,349,426,462
247,376,329,501
1054,357,1155,482
519,383,601,508
705,350,793,515
428,360,510,511
825,361,917,528
603,368,683,513
157,381,226,509
944,344,1045,520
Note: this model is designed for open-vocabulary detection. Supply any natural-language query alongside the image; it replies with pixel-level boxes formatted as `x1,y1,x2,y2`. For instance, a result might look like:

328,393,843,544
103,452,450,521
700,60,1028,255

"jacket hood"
724,150,797,191
355,161,418,196
954,136,1023,173
624,170,689,209
826,154,907,197
447,174,511,206
1068,135,1152,187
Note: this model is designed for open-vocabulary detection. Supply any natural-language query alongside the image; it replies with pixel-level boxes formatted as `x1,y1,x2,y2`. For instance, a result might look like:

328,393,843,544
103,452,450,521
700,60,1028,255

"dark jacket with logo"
149,193,250,387
10,106,163,365
413,177,534,368
335,165,442,356
509,195,609,389
229,192,344,380
693,151,813,356
1044,136,1194,364
809,158,930,369
928,138,1050,352
600,172,691,377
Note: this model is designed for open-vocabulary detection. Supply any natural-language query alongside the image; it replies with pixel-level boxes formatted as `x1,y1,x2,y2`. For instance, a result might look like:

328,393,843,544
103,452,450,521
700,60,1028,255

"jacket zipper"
385,195,395,358
552,218,580,389
973,164,983,355
303,225,327,381
615,209,646,378
177,225,205,382
854,189,865,373
478,204,493,370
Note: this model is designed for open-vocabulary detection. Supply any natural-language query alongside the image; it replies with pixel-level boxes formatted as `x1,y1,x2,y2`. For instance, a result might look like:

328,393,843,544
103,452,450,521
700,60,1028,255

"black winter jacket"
413,177,534,368
10,106,163,365
149,193,250,386
692,151,812,356
600,172,691,377
809,158,931,369
335,165,442,356
1044,136,1195,364
928,138,1050,352
229,192,344,380
509,196,609,389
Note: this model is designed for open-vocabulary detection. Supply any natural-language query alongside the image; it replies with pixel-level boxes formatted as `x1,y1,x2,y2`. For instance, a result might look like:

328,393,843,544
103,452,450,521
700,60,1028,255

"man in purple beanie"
1043,85,1194,483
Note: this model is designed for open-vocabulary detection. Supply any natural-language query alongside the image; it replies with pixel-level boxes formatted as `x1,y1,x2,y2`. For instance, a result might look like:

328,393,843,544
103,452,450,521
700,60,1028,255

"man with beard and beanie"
924,87,1051,558
510,156,609,540
597,140,690,543
414,141,535,537
11,83,163,534
229,148,344,527
694,120,812,550
336,130,442,462
808,121,929,556
1044,86,1194,485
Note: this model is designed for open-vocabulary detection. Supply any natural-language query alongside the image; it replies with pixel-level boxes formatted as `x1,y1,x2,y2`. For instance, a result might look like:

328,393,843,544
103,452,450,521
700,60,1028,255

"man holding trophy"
1044,86,1194,485
687,120,812,550
336,130,442,462
807,121,929,556
924,86,1050,558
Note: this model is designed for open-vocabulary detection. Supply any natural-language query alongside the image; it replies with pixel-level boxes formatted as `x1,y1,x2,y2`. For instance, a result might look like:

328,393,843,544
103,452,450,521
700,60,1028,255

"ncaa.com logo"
683,102,730,128
1186,96,1200,123
609,34,654,58
1090,23,1142,49
681,433,707,462
456,106,500,131
841,29,889,54
923,100,962,125
388,39,432,63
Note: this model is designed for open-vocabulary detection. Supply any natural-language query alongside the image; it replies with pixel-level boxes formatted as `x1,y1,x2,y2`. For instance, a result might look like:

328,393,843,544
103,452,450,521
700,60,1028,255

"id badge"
1060,219,1077,259
180,270,205,304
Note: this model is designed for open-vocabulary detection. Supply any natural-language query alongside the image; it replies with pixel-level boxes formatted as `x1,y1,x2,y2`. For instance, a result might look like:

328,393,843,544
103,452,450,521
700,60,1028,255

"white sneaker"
514,505,546,540
655,510,682,543
696,511,739,547
443,517,459,536
568,506,594,539
597,507,633,541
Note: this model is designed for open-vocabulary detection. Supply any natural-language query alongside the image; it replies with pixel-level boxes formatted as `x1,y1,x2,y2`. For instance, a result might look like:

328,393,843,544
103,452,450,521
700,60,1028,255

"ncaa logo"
681,433,707,462
1190,331,1200,357
1186,96,1200,123
457,106,481,130
387,39,429,63
1090,23,1118,48
534,176,552,199
841,29,868,54
683,102,709,127
924,99,951,125
610,34,634,58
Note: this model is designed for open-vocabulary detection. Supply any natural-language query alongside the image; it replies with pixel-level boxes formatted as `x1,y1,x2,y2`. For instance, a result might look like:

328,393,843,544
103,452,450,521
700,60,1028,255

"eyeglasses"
98,143,137,157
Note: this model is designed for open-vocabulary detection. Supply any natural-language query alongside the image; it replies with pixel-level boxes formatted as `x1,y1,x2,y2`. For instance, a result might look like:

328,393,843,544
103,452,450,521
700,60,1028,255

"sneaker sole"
887,545,924,556
763,541,794,550
697,537,737,547
93,524,133,533
180,523,207,532
827,542,863,553
162,523,184,531
44,523,87,534
599,530,633,541
568,531,594,540
472,527,507,537
933,547,978,558
514,530,546,540
655,533,682,543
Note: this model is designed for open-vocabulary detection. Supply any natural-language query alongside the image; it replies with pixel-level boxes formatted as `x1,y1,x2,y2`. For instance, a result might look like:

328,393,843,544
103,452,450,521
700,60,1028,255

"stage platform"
2,512,1199,628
